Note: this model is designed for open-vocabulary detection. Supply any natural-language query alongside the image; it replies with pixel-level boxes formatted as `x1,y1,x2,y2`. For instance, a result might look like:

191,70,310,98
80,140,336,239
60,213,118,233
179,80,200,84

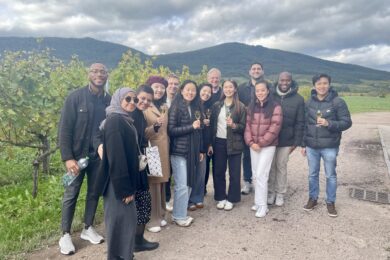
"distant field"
342,95,390,114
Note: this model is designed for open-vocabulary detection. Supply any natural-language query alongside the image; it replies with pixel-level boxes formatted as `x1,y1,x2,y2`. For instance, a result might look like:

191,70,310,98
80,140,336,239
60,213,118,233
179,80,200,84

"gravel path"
28,112,390,260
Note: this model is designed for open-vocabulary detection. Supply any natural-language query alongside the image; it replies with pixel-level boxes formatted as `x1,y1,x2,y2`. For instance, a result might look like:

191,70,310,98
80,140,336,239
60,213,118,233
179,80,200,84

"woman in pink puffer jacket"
244,80,283,218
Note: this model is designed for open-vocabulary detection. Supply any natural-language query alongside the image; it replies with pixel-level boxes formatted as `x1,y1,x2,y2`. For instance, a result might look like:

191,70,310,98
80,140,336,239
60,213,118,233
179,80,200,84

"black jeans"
243,145,252,183
204,155,213,193
61,158,102,232
165,163,172,202
212,138,242,203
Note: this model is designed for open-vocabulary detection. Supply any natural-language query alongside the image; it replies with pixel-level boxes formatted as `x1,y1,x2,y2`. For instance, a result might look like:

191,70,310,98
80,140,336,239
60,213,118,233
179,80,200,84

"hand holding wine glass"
205,109,211,119
316,110,328,127
193,110,201,129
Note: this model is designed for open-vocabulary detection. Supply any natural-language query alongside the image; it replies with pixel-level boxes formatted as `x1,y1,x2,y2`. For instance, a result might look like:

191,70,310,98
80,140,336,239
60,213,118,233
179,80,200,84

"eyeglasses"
89,69,108,75
125,96,139,103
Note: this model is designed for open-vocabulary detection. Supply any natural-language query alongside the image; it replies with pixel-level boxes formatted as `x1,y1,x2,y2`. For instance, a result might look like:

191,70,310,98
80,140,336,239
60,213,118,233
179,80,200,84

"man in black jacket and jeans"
268,72,304,206
301,74,352,218
58,63,111,255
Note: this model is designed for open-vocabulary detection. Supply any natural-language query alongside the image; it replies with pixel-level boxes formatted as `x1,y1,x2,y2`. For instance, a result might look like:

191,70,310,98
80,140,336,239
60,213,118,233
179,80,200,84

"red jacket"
244,102,283,147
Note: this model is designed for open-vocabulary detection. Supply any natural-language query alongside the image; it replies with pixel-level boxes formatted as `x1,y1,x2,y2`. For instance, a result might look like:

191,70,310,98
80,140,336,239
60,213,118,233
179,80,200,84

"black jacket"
58,86,111,161
303,88,352,148
238,80,255,107
272,81,305,147
168,99,204,156
130,108,149,191
102,114,139,199
210,101,246,155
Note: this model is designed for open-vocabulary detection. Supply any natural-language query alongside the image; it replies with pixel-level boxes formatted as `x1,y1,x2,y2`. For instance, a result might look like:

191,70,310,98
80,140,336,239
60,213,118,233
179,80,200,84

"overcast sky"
0,0,389,71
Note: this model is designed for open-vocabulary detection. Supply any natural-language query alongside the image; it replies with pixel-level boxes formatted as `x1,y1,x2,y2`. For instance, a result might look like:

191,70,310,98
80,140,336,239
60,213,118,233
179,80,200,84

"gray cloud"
0,0,389,70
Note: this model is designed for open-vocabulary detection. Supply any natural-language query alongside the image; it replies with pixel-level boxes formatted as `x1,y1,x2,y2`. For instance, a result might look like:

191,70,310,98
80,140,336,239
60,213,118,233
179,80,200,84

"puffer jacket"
303,88,352,148
272,80,305,147
168,99,204,156
244,100,283,147
210,101,247,155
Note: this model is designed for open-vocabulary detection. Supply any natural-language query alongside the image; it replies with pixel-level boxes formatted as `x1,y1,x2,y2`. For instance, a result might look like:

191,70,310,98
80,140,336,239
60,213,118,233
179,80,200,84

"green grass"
0,149,104,259
342,95,390,114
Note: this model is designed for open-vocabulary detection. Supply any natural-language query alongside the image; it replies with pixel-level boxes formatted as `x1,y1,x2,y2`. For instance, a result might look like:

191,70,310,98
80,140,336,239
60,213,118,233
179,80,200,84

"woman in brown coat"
144,76,170,233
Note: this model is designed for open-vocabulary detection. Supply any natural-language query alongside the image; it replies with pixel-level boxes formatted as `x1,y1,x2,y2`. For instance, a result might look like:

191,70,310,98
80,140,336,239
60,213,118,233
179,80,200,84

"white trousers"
250,146,276,206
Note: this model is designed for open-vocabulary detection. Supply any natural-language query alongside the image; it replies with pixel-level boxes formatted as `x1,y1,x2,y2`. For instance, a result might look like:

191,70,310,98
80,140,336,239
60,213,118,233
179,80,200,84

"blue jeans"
171,155,191,220
306,147,339,203
189,156,206,205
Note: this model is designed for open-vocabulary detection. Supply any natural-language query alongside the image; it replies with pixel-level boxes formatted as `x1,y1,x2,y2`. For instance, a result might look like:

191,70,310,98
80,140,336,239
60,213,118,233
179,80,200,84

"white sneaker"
224,201,234,211
160,219,167,227
147,226,162,233
59,233,75,255
255,206,269,218
80,226,104,244
216,200,226,209
241,181,252,195
251,205,259,211
165,201,173,212
267,193,276,205
275,194,284,206
172,216,194,227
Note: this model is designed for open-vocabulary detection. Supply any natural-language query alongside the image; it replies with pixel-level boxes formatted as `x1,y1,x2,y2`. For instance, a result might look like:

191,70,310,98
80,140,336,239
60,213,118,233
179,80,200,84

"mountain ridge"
0,36,389,84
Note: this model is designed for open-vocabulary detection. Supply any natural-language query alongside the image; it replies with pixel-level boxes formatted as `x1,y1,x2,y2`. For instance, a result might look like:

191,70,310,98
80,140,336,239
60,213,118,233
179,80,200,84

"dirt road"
28,112,390,260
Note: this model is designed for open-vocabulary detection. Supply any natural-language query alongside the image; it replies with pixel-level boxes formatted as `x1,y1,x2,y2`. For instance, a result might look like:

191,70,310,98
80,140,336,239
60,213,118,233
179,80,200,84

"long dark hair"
220,79,241,116
171,80,201,112
247,80,276,119
198,83,213,109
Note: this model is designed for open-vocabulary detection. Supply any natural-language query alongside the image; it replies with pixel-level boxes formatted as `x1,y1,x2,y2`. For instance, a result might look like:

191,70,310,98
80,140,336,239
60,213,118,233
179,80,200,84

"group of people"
57,62,352,259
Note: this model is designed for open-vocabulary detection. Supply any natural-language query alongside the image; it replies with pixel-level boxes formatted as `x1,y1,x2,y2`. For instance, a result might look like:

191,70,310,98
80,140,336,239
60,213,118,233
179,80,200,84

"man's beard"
253,75,264,82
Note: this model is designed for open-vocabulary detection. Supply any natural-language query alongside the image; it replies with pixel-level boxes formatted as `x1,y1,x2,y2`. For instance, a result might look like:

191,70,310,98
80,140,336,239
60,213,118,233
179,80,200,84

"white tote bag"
145,143,163,177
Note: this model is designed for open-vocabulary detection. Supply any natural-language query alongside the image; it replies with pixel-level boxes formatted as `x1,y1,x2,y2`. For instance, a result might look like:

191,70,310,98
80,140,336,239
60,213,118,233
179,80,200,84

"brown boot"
326,203,338,217
303,198,317,211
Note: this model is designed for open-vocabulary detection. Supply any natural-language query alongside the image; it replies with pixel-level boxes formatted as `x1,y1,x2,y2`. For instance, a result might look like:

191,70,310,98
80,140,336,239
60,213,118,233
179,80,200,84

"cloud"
318,45,390,72
0,0,389,70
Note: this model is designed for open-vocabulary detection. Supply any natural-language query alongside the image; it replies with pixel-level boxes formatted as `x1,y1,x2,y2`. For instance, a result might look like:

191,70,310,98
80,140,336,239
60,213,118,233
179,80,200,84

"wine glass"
195,110,201,120
226,108,231,119
205,109,211,119
160,107,166,116
316,110,322,127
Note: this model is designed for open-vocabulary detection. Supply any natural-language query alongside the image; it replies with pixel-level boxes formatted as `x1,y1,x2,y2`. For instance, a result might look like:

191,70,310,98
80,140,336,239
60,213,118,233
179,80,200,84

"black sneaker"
303,198,318,211
326,203,338,217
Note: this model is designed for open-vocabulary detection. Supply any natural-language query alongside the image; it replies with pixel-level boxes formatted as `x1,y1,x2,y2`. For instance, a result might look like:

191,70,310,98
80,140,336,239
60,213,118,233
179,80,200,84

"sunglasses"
125,96,139,103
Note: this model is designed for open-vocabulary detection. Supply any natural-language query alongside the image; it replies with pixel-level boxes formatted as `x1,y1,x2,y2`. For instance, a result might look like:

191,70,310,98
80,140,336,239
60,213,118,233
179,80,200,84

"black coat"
272,81,305,147
303,88,352,148
168,99,204,156
130,108,149,191
58,86,111,161
238,80,255,107
101,114,139,200
210,101,246,155
168,98,203,187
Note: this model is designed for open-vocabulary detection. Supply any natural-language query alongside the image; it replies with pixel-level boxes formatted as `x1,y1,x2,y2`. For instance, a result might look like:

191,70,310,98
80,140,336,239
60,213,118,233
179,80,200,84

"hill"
1,37,390,85
0,37,147,68
154,42,390,84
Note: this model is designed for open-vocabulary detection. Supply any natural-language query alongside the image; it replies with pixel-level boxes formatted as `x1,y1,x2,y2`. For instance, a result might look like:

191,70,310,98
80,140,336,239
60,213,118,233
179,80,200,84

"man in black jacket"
268,72,304,206
58,63,111,255
301,74,352,218
238,62,265,194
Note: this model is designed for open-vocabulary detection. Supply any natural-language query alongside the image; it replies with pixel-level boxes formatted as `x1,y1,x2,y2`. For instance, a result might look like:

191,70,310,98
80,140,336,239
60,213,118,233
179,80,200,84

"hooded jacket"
272,80,305,147
303,88,352,148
